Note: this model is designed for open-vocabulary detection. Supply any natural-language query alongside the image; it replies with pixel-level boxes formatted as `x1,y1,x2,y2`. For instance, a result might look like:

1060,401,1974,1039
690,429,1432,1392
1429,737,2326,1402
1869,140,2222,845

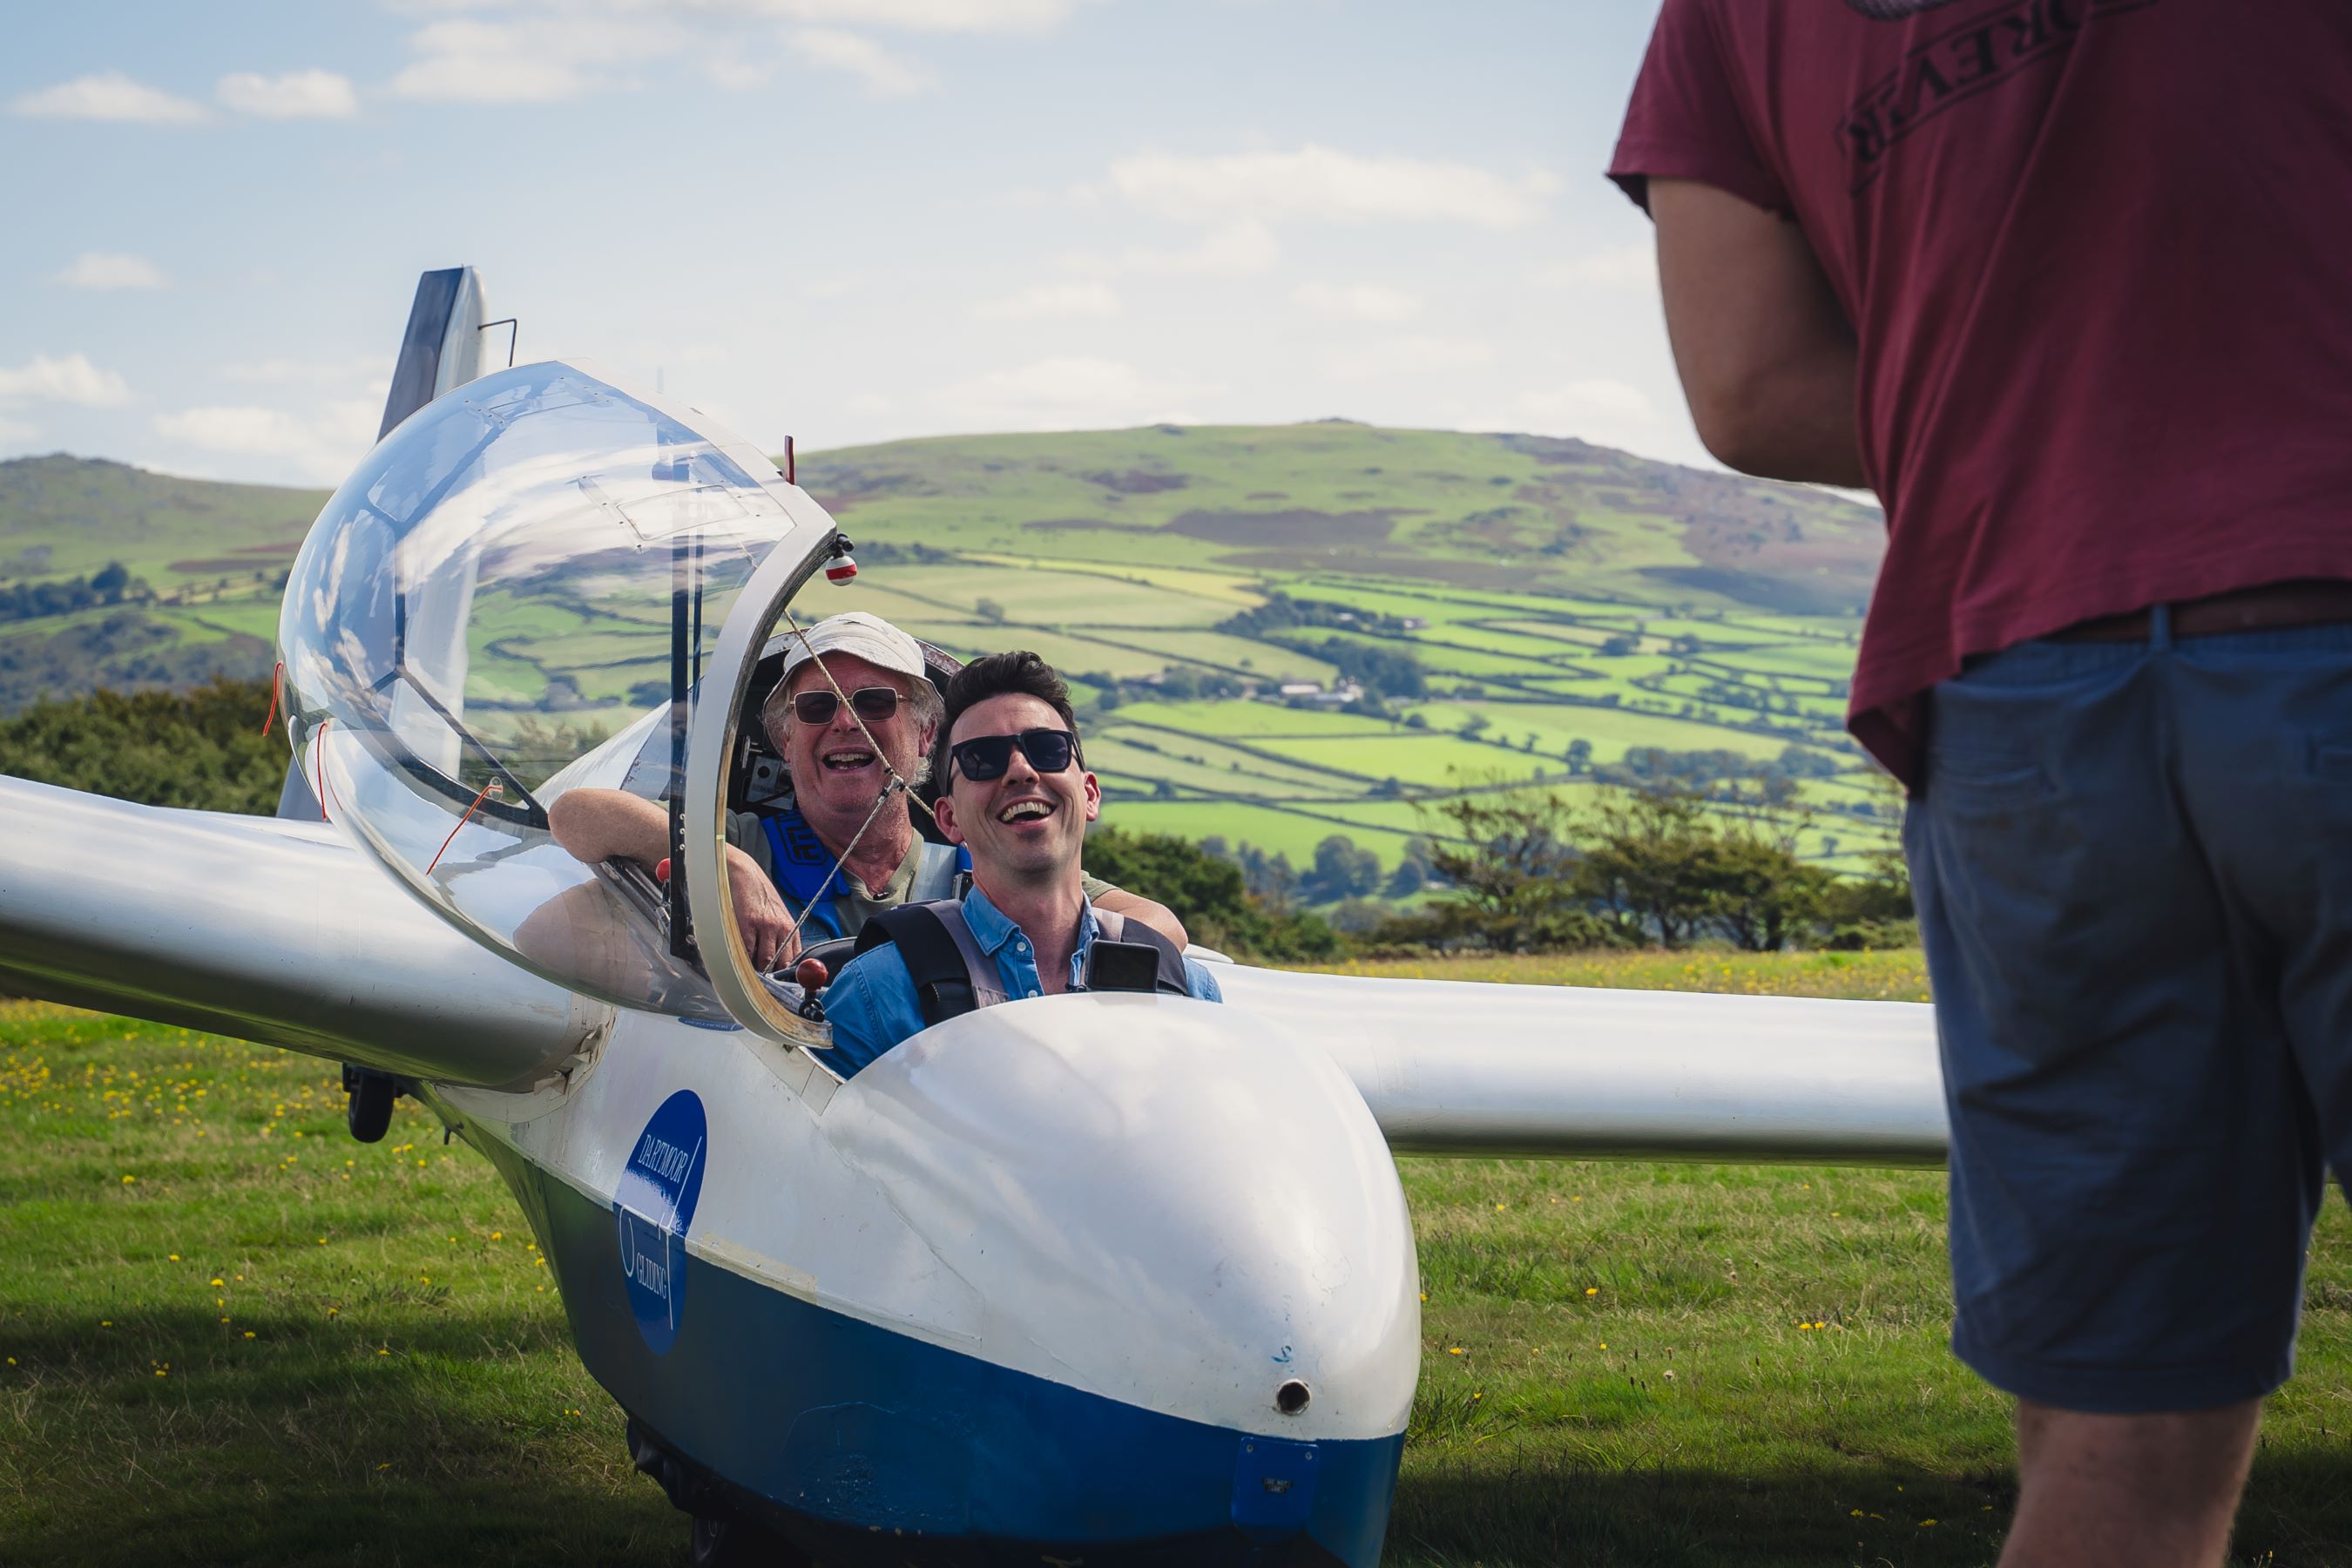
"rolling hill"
0,428,1893,873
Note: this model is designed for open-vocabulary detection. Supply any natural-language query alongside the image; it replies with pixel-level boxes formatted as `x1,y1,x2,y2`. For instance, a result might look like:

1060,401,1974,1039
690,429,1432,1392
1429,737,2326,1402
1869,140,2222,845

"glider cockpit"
276,357,862,1048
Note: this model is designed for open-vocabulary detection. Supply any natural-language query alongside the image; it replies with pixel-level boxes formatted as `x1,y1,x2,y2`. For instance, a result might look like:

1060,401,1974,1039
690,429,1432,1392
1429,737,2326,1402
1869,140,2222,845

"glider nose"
823,992,1419,1558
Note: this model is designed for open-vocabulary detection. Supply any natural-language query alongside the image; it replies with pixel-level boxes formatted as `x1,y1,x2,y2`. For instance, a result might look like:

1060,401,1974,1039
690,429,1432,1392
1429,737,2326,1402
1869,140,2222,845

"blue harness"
759,808,970,940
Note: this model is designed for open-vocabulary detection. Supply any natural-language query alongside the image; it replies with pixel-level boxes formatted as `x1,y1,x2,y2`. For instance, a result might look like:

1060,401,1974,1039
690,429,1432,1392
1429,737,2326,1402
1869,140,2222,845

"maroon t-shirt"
1611,1,2352,783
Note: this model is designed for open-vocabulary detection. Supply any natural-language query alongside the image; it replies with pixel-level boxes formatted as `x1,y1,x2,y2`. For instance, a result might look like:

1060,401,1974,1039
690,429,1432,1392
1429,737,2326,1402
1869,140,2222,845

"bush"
1081,824,1338,962
0,677,287,814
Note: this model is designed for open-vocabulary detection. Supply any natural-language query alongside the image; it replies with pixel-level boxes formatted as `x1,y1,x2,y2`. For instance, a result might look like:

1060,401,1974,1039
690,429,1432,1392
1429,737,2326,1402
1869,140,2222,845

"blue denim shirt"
821,886,1223,1078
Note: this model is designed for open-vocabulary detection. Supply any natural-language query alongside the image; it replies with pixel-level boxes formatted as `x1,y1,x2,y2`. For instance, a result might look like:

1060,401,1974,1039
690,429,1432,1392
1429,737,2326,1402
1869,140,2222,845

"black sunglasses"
791,686,899,726
950,727,1079,782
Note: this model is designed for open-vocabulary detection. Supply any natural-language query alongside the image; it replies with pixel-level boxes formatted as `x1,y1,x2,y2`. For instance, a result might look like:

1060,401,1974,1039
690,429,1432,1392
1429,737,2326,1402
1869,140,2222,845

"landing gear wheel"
691,1513,811,1567
344,1066,395,1143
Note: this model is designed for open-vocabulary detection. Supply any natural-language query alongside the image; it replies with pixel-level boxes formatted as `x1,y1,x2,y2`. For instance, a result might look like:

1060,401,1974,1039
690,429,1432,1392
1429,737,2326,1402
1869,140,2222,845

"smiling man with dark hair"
817,650,1222,1078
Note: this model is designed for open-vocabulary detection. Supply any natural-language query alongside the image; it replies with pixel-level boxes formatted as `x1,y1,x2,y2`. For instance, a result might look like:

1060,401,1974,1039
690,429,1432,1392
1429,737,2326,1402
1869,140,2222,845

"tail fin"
378,266,491,440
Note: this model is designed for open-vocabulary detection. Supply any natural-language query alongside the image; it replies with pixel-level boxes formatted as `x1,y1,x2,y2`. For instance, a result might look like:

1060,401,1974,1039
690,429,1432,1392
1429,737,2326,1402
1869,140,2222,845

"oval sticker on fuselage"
614,1091,706,1355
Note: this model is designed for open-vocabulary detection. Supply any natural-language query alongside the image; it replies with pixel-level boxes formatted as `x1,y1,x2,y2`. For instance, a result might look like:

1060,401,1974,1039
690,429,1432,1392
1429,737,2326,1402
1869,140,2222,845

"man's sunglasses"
949,727,1080,782
790,686,899,726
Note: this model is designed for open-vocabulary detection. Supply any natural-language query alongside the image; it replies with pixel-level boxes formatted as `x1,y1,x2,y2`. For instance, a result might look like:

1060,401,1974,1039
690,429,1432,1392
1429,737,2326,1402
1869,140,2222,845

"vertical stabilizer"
377,267,490,440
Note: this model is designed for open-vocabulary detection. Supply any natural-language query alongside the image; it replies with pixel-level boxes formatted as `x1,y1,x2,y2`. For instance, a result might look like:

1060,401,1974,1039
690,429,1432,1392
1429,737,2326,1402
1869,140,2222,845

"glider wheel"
344,1065,397,1143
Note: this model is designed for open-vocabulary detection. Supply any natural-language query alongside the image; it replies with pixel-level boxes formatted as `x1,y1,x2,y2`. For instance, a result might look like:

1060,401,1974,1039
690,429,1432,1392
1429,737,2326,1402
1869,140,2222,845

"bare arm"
1651,177,1867,488
548,787,671,867
1092,889,1188,950
547,787,801,973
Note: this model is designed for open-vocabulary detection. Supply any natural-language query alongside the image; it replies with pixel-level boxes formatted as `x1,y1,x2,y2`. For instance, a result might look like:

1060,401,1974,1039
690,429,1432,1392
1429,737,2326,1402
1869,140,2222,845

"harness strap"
1093,910,1193,995
852,901,1004,1028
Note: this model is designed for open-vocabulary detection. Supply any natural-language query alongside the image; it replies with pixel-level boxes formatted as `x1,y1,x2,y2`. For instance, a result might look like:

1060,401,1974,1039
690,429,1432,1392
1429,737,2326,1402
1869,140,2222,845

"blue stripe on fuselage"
511,1152,1402,1566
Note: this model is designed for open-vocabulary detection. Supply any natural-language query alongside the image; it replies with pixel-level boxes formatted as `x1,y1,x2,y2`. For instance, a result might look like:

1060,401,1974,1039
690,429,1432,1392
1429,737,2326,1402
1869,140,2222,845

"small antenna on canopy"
477,318,518,368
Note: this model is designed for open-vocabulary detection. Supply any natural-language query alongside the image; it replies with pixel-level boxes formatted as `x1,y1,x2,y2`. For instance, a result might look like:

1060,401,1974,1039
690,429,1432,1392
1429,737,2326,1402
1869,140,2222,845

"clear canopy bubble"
278,361,834,1024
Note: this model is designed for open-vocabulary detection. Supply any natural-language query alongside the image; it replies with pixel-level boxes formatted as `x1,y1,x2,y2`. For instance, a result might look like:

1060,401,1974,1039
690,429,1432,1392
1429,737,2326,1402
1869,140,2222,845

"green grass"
6,957,2349,1565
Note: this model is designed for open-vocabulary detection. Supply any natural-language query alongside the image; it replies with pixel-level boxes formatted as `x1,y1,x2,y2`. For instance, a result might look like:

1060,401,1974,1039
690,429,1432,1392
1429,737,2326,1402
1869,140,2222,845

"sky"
0,1,1691,490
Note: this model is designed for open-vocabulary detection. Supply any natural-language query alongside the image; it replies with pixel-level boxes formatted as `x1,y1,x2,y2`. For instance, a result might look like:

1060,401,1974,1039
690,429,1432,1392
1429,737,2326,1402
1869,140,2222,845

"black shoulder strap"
1101,914,1191,996
854,903,977,1028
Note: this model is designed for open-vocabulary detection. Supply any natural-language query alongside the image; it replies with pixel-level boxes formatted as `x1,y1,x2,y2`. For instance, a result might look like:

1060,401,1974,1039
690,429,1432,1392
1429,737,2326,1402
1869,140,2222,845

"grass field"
5,952,2349,1566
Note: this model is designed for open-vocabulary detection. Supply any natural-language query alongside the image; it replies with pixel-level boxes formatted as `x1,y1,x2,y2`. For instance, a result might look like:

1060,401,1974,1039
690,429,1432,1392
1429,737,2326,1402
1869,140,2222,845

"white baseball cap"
772,610,928,688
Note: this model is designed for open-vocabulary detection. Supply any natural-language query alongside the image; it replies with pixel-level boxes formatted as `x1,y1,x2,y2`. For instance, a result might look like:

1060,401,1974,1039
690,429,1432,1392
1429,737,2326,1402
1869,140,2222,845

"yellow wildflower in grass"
243,1331,255,1340
1446,1347,1463,1355
1585,1287,1598,1296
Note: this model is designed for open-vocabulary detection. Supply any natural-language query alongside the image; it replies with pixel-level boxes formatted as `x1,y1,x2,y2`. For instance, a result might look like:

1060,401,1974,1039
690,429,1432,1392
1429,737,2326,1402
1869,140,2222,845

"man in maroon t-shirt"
1612,4,2352,1565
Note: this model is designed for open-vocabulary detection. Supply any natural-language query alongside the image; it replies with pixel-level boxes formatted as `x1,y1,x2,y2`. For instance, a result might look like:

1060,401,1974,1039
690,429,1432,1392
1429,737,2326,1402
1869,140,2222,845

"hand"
727,850,801,973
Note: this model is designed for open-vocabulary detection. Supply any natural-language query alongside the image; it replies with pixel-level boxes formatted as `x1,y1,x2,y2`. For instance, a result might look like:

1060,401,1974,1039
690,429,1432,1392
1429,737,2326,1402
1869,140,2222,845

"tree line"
1362,781,1911,955
0,561,149,624
1,682,1907,960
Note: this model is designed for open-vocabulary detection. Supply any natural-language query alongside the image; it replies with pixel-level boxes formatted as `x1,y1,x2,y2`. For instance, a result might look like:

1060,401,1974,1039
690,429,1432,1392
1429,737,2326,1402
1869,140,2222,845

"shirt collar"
963,884,1101,958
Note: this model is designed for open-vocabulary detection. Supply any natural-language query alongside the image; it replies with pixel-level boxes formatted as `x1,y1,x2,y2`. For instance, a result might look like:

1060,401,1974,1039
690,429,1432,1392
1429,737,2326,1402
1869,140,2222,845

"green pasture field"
7,952,2349,1566
1089,746,1328,804
922,626,1180,681
957,555,1271,610
1249,732,1557,791
1100,629,1335,682
1086,733,1360,797
1108,699,1399,738
1104,797,1441,863
0,456,324,594
1694,644,1858,680
1401,702,1794,764
163,600,281,645
868,564,1232,630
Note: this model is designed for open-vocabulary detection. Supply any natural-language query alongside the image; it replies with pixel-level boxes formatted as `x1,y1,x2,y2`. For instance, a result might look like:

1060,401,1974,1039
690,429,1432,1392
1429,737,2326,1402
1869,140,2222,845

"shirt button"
1025,989,1039,998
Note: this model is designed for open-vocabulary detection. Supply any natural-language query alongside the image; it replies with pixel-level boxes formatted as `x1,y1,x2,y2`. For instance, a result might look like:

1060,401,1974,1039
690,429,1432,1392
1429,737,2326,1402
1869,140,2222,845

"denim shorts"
1906,609,2352,1413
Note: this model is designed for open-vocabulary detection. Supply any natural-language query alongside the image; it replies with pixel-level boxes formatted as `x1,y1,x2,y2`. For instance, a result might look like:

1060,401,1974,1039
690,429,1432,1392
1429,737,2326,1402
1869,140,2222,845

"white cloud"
152,399,381,484
1329,335,1494,379
0,354,134,408
220,355,390,388
1530,242,1655,291
10,71,208,124
1293,281,1419,323
387,17,687,103
937,356,1219,429
0,415,37,443
1064,220,1281,279
1105,145,1555,229
842,391,896,417
706,57,775,91
1514,378,1665,450
761,0,1085,31
787,27,936,98
217,69,360,118
55,252,170,290
976,280,1121,320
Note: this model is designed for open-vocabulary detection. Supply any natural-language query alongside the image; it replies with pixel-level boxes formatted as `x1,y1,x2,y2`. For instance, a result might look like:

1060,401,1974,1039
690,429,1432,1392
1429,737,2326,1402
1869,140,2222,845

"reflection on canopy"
278,361,827,1022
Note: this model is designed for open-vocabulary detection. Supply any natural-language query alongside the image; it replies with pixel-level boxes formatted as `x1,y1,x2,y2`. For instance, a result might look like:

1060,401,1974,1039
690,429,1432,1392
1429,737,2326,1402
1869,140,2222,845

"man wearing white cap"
550,610,1180,972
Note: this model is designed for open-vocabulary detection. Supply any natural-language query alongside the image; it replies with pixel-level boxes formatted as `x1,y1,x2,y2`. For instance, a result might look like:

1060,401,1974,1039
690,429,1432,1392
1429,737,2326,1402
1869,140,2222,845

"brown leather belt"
2049,579,2352,642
